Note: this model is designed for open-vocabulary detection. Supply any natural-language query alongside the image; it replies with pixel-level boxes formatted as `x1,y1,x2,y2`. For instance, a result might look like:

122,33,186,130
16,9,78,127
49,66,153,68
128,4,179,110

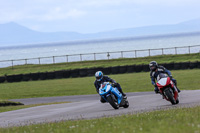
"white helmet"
95,71,103,81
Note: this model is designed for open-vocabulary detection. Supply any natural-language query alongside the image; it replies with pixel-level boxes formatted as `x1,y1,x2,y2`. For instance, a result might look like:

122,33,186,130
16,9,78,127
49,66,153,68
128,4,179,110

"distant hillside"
0,22,84,46
0,18,200,46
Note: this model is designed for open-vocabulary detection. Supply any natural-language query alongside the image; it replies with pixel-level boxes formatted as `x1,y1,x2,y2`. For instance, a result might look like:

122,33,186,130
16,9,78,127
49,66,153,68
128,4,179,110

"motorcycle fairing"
157,77,171,88
111,87,123,104
99,82,123,105
99,83,112,96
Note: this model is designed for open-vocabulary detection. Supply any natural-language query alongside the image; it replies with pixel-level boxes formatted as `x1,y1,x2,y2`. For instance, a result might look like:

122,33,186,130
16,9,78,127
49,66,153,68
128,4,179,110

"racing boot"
114,83,127,98
118,89,127,98
154,86,160,94
176,87,181,93
174,84,181,93
121,91,127,99
177,87,181,93
122,93,127,99
172,79,180,93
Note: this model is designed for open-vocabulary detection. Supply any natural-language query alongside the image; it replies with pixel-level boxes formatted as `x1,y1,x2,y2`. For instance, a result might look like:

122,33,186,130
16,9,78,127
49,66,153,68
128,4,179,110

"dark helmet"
95,71,103,81
149,61,158,71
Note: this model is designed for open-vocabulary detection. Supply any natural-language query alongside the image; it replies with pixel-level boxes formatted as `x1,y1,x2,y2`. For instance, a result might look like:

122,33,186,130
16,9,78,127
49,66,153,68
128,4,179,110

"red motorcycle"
156,73,179,105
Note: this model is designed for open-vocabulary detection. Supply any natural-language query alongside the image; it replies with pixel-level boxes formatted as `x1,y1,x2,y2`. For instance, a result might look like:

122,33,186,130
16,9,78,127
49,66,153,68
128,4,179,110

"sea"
0,33,200,68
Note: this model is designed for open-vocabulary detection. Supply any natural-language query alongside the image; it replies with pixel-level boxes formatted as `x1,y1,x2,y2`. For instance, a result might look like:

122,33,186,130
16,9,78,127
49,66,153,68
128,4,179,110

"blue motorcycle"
99,82,129,109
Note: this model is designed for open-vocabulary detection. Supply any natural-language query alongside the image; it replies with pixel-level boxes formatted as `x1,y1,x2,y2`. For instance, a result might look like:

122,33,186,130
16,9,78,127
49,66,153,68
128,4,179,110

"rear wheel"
107,95,119,109
164,88,176,105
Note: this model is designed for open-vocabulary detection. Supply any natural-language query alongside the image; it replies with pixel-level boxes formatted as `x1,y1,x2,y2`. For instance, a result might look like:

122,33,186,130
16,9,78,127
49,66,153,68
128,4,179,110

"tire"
107,95,119,109
164,88,176,105
123,99,129,108
176,98,179,104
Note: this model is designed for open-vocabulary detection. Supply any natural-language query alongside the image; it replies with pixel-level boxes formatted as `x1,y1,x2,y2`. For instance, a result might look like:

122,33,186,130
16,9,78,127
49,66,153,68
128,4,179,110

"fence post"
188,46,190,54
107,52,110,60
54,56,56,64
80,54,82,61
175,47,177,55
121,51,123,58
11,60,14,69
162,48,164,55
135,50,137,58
148,49,151,56
66,55,68,62
25,59,27,65
94,53,96,60
38,58,41,64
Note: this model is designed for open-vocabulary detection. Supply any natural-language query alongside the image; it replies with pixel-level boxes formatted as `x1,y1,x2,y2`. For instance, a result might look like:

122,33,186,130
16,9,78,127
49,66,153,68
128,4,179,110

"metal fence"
0,45,200,68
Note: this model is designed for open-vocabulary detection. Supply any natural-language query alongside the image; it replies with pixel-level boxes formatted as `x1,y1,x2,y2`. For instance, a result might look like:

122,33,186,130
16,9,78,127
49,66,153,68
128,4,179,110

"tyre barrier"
127,65,135,73
0,76,6,83
39,72,47,80
6,75,15,83
0,61,199,83
14,74,23,82
189,62,198,69
111,66,119,74
22,73,31,81
180,62,190,69
79,69,88,77
63,70,71,78
55,70,65,79
174,63,182,70
197,62,200,68
101,67,111,75
87,68,97,76
134,65,143,72
31,73,40,80
163,62,174,70
6,74,23,82
46,72,55,79
143,64,149,72
70,69,80,78
119,66,127,74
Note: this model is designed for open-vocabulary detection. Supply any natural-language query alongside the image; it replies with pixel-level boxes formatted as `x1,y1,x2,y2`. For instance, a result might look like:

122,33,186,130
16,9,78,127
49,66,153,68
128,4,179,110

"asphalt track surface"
0,90,200,128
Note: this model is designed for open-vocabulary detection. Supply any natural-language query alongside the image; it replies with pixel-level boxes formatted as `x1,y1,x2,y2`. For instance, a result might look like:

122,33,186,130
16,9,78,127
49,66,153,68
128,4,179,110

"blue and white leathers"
99,82,123,105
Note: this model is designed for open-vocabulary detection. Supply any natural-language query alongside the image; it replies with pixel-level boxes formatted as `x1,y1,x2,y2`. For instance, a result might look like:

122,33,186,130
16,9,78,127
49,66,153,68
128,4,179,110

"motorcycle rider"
94,71,126,103
149,61,181,94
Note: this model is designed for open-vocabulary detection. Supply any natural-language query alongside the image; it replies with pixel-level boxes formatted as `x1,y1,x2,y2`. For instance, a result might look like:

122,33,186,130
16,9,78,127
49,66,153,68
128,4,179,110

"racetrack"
0,90,200,128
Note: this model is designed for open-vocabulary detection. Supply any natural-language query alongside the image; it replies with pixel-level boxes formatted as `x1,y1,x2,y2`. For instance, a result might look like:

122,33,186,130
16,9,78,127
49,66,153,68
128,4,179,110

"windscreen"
100,82,108,89
157,73,168,81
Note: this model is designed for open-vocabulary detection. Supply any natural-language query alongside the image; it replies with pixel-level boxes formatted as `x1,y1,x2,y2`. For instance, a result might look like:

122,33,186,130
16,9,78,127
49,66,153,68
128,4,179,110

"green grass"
1,105,200,133
0,69,200,100
0,53,200,76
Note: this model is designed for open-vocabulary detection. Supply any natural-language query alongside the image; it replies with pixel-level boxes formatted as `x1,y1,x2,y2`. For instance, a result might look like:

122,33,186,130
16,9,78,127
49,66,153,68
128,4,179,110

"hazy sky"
0,0,200,33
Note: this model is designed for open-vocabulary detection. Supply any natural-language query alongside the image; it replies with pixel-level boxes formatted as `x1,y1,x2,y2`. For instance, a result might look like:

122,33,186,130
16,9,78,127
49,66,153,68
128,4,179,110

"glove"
112,82,118,87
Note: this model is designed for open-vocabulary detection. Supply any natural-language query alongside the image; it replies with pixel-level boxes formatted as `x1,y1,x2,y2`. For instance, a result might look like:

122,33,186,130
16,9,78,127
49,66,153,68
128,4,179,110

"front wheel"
123,99,129,108
176,98,179,104
107,95,119,109
164,88,176,105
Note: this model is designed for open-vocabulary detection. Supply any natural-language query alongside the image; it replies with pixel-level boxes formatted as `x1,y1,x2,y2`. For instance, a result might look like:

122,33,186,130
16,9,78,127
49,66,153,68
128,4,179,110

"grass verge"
0,53,199,76
0,69,199,100
0,106,200,133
